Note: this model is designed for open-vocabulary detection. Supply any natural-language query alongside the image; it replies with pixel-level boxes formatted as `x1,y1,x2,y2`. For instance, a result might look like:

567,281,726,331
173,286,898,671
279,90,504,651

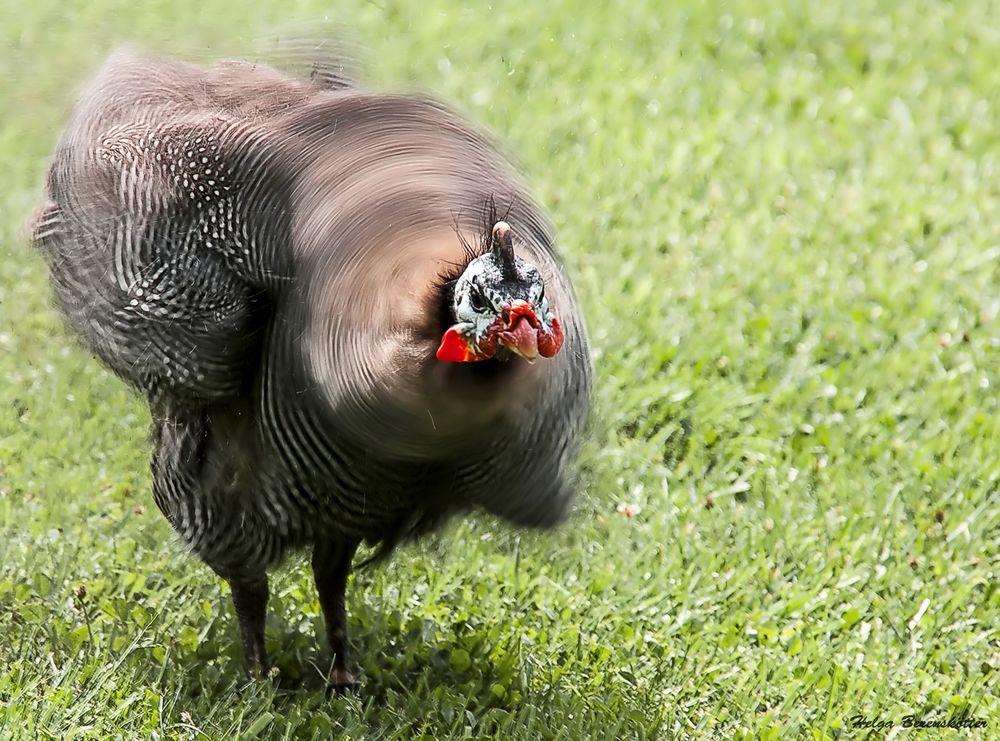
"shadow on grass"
137,608,546,719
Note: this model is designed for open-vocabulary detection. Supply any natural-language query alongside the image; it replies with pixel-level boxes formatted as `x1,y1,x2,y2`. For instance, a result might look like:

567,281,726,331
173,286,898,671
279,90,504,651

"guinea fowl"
31,48,591,688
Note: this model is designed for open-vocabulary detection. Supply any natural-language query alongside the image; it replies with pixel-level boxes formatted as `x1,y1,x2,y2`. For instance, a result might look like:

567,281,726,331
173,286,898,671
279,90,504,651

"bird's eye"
468,287,489,313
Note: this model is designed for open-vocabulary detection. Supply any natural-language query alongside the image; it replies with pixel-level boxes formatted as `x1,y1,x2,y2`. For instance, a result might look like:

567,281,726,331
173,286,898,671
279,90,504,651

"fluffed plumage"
31,45,591,687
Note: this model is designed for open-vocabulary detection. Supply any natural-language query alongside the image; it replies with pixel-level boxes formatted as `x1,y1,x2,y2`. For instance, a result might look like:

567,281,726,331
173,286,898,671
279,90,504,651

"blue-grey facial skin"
451,253,554,346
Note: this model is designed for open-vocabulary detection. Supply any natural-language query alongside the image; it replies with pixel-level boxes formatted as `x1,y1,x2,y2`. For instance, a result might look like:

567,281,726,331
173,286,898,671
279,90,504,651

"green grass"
2,0,999,737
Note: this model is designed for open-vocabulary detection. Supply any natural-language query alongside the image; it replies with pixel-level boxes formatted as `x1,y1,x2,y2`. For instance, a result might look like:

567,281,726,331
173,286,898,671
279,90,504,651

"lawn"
1,0,998,737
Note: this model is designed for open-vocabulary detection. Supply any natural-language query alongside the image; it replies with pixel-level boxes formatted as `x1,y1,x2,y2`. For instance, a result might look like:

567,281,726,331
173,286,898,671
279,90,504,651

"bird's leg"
311,540,359,691
226,573,270,678
151,409,270,679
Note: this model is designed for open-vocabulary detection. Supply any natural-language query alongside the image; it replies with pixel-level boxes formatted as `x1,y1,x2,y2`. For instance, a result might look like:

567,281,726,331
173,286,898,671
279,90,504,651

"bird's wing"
33,51,300,406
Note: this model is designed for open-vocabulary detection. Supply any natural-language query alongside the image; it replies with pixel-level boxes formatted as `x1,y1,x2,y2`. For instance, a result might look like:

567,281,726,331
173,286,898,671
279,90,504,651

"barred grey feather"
32,46,591,687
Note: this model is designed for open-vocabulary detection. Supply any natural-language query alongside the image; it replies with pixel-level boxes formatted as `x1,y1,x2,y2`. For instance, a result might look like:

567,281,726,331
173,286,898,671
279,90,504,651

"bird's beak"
497,300,542,362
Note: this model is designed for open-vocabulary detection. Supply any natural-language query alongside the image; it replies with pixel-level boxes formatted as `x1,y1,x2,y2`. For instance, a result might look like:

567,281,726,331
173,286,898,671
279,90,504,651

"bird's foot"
246,654,272,681
327,666,357,695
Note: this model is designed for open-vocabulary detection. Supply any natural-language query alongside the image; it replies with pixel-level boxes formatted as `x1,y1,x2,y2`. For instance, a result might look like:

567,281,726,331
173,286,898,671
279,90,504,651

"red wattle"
537,315,564,357
437,327,476,362
437,326,492,362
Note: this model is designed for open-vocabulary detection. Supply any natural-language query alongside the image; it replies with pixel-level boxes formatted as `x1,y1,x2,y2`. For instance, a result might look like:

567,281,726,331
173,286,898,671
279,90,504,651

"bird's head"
437,221,564,363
